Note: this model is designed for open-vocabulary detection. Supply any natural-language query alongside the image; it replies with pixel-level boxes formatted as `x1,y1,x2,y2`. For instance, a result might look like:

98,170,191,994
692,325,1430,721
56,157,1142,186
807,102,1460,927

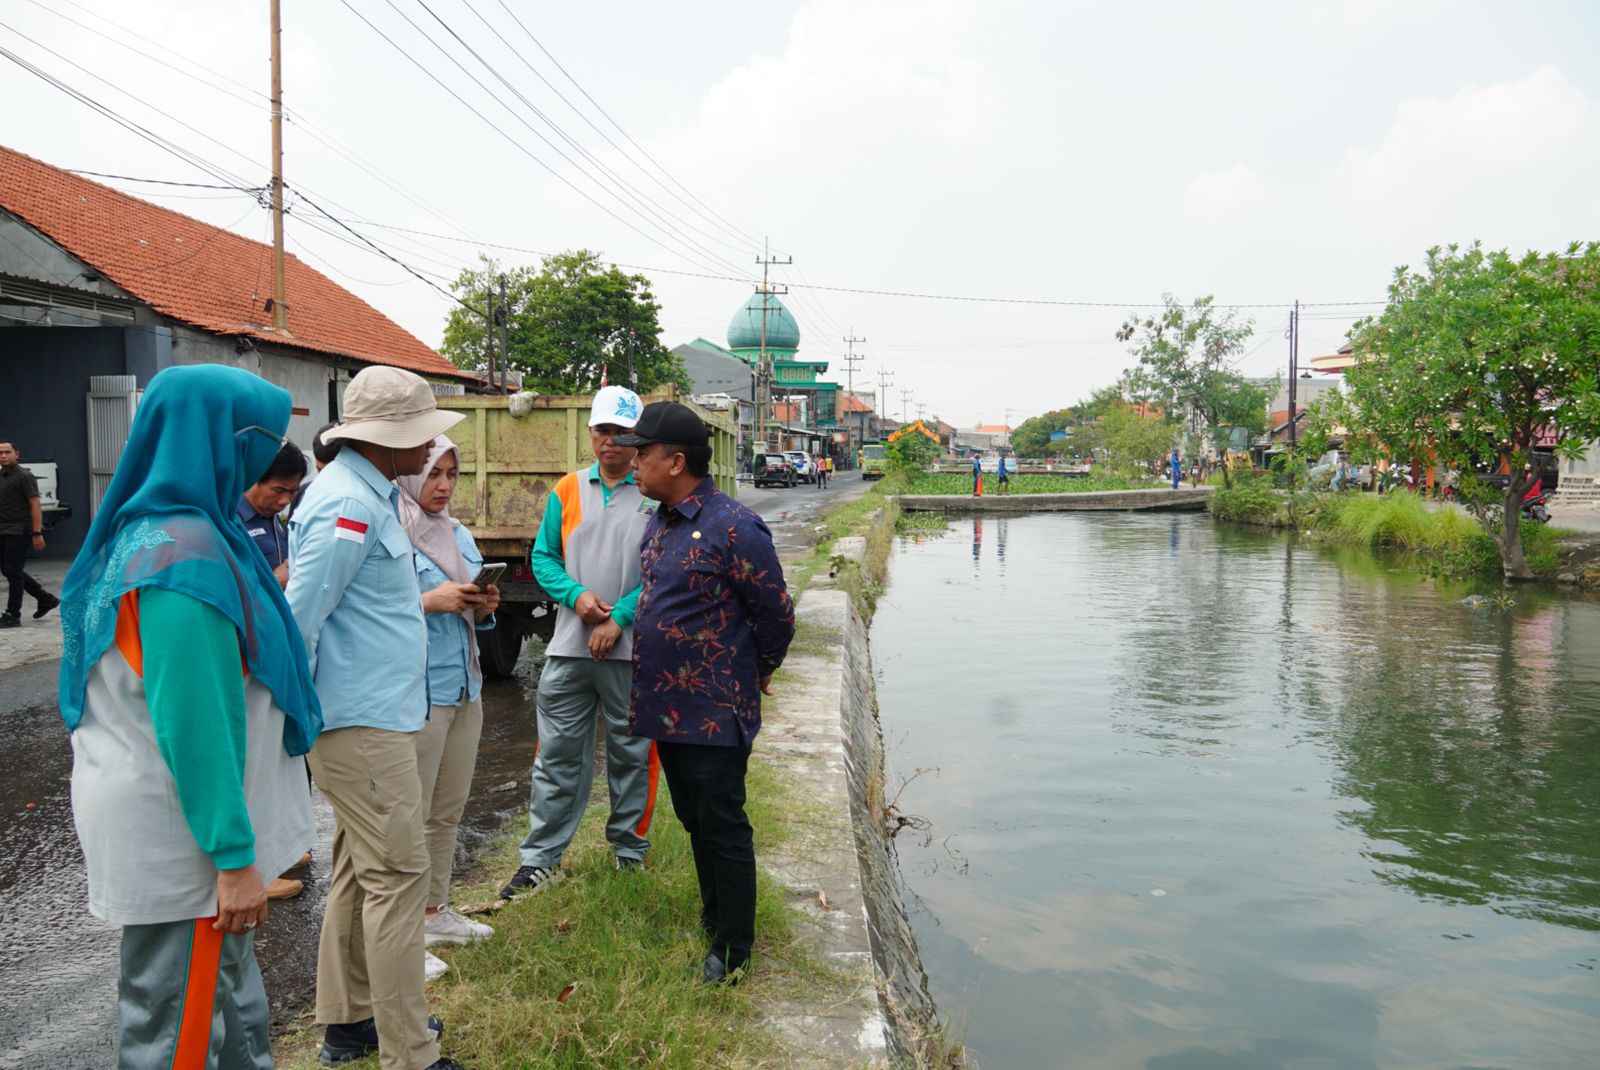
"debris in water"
1150,888,1167,897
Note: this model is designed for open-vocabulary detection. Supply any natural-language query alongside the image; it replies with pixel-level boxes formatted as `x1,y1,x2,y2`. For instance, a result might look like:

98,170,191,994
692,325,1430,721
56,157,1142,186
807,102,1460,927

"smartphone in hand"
472,562,507,589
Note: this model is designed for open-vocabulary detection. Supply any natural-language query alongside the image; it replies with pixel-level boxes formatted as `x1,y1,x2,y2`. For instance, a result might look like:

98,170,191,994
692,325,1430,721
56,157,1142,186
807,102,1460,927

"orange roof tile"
838,394,873,414
973,424,1012,434
0,145,468,379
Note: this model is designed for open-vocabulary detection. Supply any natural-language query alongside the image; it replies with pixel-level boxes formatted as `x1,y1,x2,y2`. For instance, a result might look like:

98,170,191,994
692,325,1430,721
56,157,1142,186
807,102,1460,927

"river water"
872,512,1600,1069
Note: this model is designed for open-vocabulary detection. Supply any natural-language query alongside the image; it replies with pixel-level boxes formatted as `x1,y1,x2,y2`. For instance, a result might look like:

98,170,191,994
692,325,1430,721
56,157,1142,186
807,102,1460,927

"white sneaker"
424,950,449,981
424,907,495,946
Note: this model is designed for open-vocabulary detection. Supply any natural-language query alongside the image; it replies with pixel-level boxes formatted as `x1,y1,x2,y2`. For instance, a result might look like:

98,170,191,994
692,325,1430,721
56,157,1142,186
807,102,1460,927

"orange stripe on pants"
171,919,224,1069
636,741,660,836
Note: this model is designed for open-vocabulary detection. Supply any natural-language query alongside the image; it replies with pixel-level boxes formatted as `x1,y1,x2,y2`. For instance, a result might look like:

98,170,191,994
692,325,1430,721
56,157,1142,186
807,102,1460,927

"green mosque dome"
727,292,800,351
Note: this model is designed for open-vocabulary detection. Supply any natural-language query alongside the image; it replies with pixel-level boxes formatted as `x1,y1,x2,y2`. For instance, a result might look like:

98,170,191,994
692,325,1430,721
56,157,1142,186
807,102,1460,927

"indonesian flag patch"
334,517,369,544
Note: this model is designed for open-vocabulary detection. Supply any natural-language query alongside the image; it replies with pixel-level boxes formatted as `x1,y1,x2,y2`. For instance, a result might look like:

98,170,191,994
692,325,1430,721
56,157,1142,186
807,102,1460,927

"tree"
1339,242,1600,579
1011,384,1131,457
1117,295,1267,487
1101,405,1178,470
886,423,939,471
440,250,690,395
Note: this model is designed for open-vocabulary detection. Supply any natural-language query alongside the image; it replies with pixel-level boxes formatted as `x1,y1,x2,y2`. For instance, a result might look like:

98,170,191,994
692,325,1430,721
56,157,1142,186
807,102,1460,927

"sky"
4,0,1599,427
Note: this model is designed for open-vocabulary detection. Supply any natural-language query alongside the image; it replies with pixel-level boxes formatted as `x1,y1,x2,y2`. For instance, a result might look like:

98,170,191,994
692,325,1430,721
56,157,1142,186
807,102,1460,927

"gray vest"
547,472,651,660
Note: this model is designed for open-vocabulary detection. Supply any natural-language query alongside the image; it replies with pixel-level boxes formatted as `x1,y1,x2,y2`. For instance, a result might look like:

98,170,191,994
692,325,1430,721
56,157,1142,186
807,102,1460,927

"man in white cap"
286,366,472,1070
501,385,660,898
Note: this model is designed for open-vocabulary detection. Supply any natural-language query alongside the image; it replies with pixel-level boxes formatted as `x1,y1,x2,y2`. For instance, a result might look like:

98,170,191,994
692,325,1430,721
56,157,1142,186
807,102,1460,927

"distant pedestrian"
1190,461,1200,488
399,436,501,948
815,453,828,489
1169,448,1182,490
287,366,468,1070
972,453,983,495
997,454,1010,493
502,386,658,901
619,401,795,984
59,365,319,1069
0,440,59,628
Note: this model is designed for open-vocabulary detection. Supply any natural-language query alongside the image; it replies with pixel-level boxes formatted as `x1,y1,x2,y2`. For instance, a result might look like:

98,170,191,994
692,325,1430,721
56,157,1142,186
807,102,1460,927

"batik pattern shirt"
630,478,794,747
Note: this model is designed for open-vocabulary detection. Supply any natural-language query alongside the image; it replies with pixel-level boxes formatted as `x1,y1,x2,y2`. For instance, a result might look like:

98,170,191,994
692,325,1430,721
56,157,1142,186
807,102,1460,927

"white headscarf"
396,436,479,678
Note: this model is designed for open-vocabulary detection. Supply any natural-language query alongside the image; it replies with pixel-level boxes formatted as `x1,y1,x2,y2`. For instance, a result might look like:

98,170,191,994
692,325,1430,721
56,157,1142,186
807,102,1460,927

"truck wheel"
479,614,524,678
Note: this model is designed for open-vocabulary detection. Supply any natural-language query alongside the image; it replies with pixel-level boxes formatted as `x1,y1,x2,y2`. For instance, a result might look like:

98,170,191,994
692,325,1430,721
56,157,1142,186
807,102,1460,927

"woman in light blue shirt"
398,436,501,955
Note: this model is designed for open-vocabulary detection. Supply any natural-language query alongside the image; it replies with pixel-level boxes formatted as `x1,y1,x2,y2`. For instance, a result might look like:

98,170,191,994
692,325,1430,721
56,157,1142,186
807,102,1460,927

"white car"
783,451,815,484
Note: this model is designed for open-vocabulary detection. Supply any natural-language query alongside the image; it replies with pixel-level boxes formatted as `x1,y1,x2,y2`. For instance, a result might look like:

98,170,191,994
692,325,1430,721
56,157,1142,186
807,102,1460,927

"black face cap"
611,400,708,448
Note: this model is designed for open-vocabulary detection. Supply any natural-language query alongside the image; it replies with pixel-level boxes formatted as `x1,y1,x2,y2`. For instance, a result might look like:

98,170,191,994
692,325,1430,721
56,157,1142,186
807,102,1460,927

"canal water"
872,512,1600,1069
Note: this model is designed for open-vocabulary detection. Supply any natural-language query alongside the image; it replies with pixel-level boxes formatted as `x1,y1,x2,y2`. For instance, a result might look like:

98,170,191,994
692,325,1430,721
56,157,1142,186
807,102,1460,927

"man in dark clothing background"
616,402,795,984
0,440,59,628
237,441,307,590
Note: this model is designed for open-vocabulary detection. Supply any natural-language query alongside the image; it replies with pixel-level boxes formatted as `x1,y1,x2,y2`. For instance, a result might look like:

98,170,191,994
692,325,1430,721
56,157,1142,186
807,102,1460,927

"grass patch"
276,761,849,1070
901,471,1142,495
1211,479,1575,581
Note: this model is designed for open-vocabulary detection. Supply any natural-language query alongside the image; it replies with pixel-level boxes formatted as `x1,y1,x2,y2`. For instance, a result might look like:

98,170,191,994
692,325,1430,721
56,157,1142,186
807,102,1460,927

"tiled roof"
973,424,1012,433
838,394,873,414
0,145,467,379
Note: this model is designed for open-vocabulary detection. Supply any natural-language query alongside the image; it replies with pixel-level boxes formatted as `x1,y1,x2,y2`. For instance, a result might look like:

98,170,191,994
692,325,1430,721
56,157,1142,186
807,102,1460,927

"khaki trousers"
307,726,439,1070
414,698,484,907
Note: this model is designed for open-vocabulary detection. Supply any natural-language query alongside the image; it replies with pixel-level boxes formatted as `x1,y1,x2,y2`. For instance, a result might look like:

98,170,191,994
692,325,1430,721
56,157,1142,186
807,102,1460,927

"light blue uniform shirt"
286,449,428,733
417,524,494,707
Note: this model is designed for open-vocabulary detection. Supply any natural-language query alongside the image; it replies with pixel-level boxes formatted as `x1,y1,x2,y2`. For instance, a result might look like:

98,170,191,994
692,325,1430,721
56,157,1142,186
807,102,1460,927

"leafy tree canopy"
1327,241,1600,578
441,250,690,395
1117,294,1267,485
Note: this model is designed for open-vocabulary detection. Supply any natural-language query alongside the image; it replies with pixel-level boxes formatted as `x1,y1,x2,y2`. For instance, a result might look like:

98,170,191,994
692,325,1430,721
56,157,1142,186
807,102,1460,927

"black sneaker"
33,593,59,620
0,615,18,629
499,864,562,900
318,1016,443,1065
426,1060,469,1070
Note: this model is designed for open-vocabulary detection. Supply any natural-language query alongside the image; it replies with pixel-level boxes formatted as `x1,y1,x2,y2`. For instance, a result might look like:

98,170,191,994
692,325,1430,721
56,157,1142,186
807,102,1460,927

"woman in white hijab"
399,435,500,964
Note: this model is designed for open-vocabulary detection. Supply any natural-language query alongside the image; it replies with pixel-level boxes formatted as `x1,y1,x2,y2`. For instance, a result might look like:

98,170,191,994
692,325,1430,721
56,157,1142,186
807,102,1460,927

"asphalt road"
0,473,872,1068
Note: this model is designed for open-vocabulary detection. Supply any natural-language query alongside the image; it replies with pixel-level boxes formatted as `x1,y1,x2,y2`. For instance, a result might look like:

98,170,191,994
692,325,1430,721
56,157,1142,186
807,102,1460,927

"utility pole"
485,283,497,391
268,0,287,331
754,239,792,450
876,369,893,438
900,389,913,425
1287,299,1300,451
842,328,865,448
497,274,510,393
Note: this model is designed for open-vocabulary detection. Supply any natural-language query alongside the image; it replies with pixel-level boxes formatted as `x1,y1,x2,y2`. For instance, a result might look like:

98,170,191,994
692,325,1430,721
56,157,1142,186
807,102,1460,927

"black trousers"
657,740,755,970
0,533,48,618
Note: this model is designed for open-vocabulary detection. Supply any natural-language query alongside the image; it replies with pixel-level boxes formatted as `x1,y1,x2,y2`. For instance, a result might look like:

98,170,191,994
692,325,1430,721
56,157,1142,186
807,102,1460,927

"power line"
337,0,748,282
66,169,259,191
488,0,765,252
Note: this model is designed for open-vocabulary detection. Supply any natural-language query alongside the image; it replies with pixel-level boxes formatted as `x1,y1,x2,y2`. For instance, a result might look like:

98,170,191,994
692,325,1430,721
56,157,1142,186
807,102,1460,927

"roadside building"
0,145,480,555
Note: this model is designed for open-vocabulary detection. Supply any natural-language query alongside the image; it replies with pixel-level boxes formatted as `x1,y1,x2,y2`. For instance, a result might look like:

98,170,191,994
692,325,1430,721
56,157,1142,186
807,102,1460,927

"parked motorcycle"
1522,478,1551,524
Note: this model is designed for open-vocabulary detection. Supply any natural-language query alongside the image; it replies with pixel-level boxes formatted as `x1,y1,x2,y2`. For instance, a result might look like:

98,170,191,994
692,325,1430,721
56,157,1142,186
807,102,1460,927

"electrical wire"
336,0,750,282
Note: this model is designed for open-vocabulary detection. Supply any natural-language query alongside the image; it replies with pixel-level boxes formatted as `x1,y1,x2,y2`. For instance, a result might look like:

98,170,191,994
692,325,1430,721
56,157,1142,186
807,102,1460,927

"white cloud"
1180,164,1279,226
1332,66,1600,205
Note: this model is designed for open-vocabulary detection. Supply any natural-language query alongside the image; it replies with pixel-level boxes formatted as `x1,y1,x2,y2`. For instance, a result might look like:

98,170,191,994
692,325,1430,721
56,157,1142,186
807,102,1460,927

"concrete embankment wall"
897,486,1213,514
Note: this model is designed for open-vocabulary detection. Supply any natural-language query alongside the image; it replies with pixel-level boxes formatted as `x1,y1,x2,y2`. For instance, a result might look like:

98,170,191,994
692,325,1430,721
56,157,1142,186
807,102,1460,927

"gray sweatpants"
518,656,657,868
117,919,272,1070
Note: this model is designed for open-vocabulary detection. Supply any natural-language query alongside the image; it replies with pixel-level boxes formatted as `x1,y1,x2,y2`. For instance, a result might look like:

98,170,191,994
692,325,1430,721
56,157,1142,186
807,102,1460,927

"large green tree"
441,250,689,395
1117,295,1267,487
1336,242,1600,579
1011,383,1130,456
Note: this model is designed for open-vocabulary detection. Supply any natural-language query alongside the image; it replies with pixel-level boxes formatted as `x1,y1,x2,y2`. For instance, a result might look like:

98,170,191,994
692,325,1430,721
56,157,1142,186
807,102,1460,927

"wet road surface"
0,474,869,1067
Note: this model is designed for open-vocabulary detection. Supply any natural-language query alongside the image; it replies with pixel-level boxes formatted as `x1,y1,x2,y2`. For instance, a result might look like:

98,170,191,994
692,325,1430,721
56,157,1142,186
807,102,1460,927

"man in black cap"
615,402,794,983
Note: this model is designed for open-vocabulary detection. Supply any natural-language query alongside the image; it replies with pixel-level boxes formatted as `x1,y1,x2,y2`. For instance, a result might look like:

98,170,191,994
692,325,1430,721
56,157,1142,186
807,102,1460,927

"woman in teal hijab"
60,363,322,1069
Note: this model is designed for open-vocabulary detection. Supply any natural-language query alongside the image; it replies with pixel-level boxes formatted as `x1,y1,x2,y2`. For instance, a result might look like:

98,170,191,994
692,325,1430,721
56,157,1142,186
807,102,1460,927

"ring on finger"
243,921,257,930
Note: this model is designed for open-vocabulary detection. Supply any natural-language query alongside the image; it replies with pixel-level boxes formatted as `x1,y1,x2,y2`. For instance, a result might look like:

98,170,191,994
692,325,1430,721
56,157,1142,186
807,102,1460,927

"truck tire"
479,613,524,678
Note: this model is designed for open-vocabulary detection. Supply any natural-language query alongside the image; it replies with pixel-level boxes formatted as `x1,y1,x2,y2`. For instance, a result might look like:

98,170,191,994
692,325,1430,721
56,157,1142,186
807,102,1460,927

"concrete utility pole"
485,283,497,391
268,0,287,331
901,389,913,425
876,369,893,438
842,329,865,447
1287,299,1300,451
754,240,792,450
497,274,510,393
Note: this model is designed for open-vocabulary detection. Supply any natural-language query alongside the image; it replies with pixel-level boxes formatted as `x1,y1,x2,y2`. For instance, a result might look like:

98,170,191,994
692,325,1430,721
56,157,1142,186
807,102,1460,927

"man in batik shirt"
616,402,795,984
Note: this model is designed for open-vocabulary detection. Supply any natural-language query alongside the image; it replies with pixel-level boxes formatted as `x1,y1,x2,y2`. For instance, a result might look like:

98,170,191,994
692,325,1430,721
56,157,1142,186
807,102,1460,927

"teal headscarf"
59,364,322,754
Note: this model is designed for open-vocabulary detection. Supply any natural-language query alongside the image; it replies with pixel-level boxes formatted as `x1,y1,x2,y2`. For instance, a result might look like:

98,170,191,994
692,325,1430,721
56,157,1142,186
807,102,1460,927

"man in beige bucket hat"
287,366,474,1070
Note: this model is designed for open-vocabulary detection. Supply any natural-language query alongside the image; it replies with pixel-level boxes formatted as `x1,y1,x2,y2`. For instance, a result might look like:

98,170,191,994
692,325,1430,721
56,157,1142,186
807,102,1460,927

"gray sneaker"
499,865,562,900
